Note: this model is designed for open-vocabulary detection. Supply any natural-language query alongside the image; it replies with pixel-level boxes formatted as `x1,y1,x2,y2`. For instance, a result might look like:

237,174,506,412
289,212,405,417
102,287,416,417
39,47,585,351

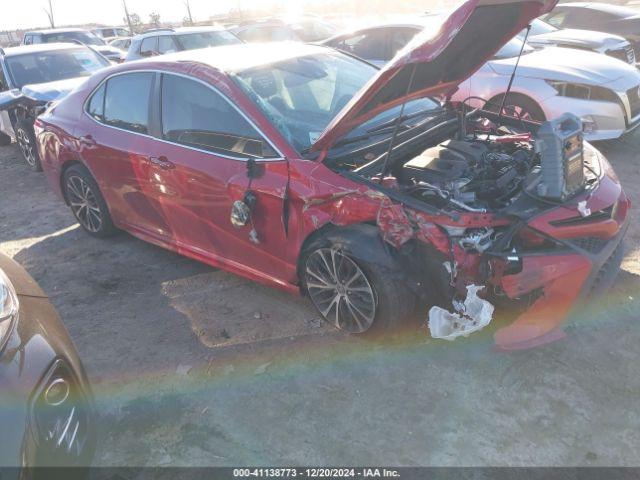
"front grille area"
607,45,636,65
627,86,640,119
571,236,609,254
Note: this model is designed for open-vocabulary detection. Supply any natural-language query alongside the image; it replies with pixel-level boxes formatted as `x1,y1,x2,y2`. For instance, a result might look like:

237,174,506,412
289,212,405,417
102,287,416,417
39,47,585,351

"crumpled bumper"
493,197,630,351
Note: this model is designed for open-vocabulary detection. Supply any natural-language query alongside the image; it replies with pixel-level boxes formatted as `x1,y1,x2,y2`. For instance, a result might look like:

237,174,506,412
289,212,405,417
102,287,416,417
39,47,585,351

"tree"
149,12,161,28
43,0,55,28
183,0,194,25
124,12,143,34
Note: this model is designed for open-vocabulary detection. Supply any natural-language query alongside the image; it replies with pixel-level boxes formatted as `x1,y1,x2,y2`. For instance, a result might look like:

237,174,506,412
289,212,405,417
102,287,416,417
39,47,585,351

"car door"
143,72,291,279
77,71,170,236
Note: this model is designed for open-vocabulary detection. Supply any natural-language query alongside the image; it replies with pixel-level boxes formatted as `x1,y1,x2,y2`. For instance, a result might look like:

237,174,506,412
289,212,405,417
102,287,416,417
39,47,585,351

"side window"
32,34,43,44
24,35,32,45
161,74,277,158
341,30,388,62
87,83,106,121
545,11,568,27
388,28,418,59
103,73,153,134
140,37,158,57
0,66,7,91
158,36,178,54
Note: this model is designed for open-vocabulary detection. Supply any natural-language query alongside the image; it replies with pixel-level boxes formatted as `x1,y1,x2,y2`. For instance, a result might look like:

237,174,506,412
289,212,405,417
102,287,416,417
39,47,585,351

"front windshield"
494,37,534,59
525,19,558,37
177,31,241,50
6,48,110,89
233,52,376,152
45,31,106,46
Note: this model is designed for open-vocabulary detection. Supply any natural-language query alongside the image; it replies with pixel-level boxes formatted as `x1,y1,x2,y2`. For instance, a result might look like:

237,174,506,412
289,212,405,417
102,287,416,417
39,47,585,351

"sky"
1,0,448,31
1,0,305,30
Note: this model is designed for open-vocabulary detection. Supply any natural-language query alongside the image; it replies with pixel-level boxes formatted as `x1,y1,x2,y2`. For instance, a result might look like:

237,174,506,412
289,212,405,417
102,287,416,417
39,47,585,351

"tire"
63,164,117,238
487,93,546,124
301,230,416,335
15,119,42,171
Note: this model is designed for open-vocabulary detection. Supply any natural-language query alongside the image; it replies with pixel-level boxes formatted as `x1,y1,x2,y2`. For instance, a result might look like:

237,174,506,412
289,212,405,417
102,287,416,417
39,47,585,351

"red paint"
35,0,630,351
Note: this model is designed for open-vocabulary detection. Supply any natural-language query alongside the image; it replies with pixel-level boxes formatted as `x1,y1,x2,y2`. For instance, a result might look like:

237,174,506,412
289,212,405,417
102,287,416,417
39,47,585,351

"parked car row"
0,0,634,470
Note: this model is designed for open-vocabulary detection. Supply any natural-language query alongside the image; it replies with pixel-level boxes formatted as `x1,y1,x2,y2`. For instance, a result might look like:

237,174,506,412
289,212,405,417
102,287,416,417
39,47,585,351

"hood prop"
497,24,532,128
381,64,418,177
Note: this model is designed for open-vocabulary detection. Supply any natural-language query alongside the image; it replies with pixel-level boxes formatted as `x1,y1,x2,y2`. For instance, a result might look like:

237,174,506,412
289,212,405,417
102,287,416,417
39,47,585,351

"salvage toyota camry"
35,0,629,350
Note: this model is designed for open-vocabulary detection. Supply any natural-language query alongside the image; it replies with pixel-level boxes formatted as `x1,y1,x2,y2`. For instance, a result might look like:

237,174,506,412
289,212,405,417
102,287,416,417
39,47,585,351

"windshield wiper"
367,107,445,134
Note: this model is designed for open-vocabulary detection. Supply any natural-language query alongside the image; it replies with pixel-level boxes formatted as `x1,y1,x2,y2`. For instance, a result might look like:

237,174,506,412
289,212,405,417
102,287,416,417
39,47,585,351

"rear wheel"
302,232,416,335
63,165,117,238
15,120,41,171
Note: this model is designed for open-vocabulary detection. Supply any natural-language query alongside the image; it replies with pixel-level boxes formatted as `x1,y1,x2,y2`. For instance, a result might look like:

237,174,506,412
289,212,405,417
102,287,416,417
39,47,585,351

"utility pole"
44,0,54,28
123,0,134,34
184,0,194,24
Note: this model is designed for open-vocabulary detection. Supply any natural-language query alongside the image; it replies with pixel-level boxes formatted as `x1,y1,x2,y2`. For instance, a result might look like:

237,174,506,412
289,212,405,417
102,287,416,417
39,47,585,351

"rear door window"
87,83,106,121
160,74,277,158
140,37,158,57
103,72,154,134
158,36,178,54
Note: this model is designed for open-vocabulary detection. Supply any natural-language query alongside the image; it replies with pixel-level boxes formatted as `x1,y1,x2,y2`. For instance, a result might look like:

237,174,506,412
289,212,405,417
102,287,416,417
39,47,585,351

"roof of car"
1,42,84,57
557,2,638,16
135,42,332,73
25,28,88,35
134,25,227,39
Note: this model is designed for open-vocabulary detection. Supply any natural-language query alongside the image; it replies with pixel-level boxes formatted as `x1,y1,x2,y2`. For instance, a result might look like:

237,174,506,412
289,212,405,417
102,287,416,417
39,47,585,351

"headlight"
0,268,18,347
546,81,620,103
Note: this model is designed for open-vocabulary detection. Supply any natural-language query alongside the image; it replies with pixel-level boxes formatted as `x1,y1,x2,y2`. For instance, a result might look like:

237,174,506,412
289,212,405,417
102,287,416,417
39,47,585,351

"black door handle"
149,156,175,170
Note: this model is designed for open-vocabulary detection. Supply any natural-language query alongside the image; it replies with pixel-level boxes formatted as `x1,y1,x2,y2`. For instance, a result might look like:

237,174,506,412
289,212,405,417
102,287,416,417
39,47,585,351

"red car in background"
35,0,629,350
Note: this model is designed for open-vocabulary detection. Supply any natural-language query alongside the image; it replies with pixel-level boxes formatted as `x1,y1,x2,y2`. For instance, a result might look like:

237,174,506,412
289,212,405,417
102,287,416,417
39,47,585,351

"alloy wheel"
66,175,103,233
305,248,377,333
16,128,36,167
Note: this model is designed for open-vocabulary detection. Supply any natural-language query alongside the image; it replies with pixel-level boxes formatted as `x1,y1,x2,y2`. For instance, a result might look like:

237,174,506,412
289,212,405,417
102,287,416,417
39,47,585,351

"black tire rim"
305,248,377,333
66,175,103,233
16,128,36,167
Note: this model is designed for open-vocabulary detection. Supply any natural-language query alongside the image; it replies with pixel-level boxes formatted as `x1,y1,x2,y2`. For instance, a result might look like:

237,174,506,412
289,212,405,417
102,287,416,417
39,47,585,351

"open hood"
311,0,557,153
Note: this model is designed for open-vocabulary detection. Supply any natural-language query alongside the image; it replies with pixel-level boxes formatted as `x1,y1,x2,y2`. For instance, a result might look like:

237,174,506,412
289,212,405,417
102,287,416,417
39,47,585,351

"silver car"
322,18,640,140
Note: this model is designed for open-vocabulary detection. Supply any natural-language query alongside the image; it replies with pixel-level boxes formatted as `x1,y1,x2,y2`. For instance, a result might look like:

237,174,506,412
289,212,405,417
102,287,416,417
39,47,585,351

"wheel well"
59,160,85,205
296,222,399,291
486,92,546,120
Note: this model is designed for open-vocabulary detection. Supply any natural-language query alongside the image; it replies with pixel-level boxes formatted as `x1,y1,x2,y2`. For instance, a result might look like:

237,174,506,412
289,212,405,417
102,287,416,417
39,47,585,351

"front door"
144,72,292,282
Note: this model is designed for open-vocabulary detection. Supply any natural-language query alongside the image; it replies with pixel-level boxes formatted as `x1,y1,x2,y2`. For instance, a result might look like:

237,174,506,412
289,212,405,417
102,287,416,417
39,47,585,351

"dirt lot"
0,131,639,466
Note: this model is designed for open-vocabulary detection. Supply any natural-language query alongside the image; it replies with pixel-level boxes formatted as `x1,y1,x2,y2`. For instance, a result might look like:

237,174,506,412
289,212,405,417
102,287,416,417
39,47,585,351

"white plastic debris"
577,201,591,218
428,285,494,341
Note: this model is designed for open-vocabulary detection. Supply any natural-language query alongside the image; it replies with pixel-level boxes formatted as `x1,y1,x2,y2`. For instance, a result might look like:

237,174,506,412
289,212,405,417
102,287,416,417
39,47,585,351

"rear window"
176,31,240,50
99,72,154,134
6,48,110,89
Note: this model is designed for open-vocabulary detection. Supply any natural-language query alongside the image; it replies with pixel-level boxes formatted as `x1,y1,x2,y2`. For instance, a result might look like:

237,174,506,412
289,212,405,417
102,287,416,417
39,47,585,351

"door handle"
149,156,175,170
79,134,96,146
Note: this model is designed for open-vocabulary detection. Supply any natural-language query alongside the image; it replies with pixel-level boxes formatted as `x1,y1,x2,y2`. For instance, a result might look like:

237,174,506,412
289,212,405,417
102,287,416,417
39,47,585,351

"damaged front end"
324,109,630,351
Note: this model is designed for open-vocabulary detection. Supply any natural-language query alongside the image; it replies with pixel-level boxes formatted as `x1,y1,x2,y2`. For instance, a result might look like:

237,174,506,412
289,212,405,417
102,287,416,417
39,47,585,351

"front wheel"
15,120,41,171
63,164,117,238
302,234,416,335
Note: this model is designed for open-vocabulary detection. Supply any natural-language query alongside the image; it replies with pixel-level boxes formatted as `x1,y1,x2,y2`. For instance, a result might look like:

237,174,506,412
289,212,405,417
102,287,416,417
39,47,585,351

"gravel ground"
0,131,639,467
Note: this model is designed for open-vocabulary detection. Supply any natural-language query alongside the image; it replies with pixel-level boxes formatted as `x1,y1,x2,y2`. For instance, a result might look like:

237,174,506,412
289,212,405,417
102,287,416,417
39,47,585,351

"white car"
323,20,640,141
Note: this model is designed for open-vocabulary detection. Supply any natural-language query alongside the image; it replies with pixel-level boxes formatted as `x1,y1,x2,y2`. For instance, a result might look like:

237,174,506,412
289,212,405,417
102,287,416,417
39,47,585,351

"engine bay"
357,112,590,215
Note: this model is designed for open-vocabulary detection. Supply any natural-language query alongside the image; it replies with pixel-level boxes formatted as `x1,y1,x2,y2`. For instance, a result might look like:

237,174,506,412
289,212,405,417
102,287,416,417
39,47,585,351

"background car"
92,26,130,42
124,26,241,61
523,18,636,65
0,43,110,170
22,28,126,63
278,16,337,42
323,19,640,141
109,37,131,51
229,20,302,43
542,2,640,54
0,252,95,471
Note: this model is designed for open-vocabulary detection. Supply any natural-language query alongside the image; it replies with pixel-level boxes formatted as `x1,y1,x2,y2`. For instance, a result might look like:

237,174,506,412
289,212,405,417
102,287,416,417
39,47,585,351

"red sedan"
35,0,630,350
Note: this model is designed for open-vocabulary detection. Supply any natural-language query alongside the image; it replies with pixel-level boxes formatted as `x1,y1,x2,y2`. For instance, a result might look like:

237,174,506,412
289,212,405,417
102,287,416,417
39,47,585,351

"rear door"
76,71,169,235
144,72,292,279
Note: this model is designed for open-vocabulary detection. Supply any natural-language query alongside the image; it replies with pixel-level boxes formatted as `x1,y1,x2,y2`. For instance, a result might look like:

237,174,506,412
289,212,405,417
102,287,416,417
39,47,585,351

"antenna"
497,24,532,127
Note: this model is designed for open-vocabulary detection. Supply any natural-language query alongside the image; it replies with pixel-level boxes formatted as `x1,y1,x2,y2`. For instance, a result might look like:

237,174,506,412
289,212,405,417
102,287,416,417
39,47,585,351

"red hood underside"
311,0,558,153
